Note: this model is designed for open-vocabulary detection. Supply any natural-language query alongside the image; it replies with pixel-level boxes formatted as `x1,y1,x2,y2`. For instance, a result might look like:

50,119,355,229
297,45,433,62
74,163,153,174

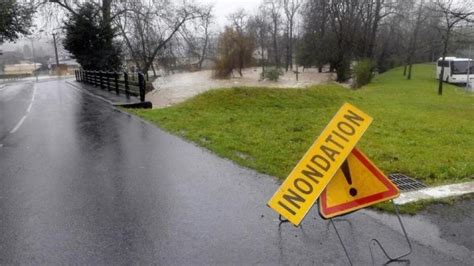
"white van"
436,57,474,84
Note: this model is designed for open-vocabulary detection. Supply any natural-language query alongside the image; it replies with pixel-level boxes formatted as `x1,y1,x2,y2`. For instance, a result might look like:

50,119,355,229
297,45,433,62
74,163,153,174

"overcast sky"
205,0,260,25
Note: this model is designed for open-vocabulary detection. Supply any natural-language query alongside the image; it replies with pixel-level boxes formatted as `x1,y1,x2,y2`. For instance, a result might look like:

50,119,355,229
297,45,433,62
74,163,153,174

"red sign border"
319,148,400,219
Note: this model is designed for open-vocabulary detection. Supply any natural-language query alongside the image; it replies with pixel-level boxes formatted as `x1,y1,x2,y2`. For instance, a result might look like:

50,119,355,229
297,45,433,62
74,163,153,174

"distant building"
4,60,41,75
48,58,80,75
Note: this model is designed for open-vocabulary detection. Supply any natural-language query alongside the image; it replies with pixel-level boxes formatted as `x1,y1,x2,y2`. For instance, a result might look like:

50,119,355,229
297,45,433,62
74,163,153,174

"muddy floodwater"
148,67,334,108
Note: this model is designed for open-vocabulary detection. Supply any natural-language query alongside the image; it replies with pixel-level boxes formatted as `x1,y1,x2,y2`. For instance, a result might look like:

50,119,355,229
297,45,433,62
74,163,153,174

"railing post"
138,72,145,102
100,71,104,89
114,72,119,95
124,71,130,99
106,71,111,91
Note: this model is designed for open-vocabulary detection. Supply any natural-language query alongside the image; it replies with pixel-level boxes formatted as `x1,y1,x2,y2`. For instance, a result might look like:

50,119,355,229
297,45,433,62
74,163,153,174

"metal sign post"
276,200,412,266
269,103,412,264
369,200,412,264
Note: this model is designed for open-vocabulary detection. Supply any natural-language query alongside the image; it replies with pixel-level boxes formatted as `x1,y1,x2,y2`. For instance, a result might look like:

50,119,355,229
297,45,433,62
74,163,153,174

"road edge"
394,181,474,205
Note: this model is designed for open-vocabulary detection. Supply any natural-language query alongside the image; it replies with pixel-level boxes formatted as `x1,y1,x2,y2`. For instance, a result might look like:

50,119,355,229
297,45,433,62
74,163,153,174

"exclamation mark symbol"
341,160,357,197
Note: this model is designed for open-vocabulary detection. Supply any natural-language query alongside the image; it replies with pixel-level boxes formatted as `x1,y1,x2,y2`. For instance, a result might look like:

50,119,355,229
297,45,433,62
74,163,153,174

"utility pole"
29,29,44,82
31,39,38,82
53,33,60,76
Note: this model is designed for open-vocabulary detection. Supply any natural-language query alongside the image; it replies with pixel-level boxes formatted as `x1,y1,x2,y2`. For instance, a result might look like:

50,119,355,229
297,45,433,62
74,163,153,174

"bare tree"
177,5,214,71
116,0,206,74
282,0,302,71
362,0,391,59
432,0,473,95
196,6,213,70
265,0,282,68
226,9,255,77
329,0,365,82
405,0,426,80
214,26,254,78
249,6,271,75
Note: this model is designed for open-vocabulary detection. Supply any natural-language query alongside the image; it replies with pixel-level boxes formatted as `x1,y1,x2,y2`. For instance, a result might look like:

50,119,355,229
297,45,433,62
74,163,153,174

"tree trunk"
285,34,290,72
407,63,413,80
142,16,189,74
273,19,279,68
438,41,449,96
101,0,114,69
198,20,210,71
288,18,293,71
151,63,157,77
406,1,424,80
366,0,382,58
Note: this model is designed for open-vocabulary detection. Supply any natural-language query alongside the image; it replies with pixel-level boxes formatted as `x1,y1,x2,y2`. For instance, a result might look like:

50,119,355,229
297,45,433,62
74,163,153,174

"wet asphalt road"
0,80,472,265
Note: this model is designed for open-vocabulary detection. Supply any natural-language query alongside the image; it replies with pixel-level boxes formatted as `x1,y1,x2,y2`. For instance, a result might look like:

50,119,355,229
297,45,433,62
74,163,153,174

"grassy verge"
131,64,473,187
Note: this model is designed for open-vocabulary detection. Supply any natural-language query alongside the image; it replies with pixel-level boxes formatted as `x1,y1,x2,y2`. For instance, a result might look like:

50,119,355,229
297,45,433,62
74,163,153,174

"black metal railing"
75,70,146,102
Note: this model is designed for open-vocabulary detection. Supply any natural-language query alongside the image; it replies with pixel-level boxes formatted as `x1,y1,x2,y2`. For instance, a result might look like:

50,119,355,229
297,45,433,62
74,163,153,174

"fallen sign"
319,147,400,219
267,103,373,226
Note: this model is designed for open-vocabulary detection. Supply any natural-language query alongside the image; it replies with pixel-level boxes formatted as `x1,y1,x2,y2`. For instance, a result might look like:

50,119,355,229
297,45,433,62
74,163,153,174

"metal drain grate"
388,173,427,192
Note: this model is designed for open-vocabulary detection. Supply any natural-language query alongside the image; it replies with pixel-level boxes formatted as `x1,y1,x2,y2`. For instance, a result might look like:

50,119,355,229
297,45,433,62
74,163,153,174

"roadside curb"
114,102,153,109
394,181,474,205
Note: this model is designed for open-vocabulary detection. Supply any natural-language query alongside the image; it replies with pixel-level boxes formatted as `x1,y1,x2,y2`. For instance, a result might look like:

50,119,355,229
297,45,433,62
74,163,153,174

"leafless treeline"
234,0,472,83
41,0,473,82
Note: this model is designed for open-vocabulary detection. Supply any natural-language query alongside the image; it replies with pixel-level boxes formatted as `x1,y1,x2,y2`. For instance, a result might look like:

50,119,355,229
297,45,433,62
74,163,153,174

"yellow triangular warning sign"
319,147,400,219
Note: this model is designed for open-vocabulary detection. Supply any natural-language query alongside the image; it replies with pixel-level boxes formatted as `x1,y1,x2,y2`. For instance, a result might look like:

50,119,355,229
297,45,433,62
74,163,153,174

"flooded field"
148,67,334,108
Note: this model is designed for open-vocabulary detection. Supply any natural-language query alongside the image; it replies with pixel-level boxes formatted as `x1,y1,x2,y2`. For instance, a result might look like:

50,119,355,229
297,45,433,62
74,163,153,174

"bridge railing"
75,70,146,102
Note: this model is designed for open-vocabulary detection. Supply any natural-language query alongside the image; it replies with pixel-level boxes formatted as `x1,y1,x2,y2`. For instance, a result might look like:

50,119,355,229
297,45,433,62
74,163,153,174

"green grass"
130,64,474,186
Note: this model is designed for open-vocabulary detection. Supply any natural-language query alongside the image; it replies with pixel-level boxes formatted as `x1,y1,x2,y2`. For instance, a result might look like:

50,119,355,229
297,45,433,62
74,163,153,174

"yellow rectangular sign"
267,103,373,226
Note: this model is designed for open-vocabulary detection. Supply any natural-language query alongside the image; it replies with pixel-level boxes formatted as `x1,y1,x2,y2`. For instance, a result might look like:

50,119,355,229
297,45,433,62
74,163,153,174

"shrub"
213,57,234,79
353,59,375,88
213,26,255,79
262,68,283,81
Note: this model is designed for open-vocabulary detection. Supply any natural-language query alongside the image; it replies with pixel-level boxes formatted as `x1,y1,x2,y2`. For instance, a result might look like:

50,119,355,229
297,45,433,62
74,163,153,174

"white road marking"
8,84,36,134
31,84,37,102
10,116,27,134
26,101,33,113
394,181,474,205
